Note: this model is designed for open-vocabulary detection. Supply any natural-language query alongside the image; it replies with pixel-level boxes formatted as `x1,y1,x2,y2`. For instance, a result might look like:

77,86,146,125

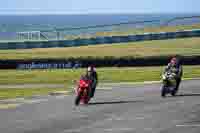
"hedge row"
0,55,199,69
73,55,200,67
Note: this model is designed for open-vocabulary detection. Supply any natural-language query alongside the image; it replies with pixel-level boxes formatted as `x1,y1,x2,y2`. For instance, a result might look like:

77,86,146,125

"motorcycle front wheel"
161,85,167,98
75,92,83,106
171,88,177,96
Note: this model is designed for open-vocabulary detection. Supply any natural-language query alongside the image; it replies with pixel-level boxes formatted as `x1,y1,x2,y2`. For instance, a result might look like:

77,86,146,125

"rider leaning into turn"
82,65,98,98
88,66,98,98
164,56,183,90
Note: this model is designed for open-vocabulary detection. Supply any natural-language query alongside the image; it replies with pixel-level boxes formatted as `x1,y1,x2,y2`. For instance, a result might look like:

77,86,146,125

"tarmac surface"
0,79,200,133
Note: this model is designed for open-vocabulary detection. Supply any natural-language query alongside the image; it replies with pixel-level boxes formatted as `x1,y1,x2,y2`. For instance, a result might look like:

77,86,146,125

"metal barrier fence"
0,29,200,49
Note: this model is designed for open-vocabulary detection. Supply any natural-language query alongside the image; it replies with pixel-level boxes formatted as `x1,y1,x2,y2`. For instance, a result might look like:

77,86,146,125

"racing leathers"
86,71,98,98
164,62,183,90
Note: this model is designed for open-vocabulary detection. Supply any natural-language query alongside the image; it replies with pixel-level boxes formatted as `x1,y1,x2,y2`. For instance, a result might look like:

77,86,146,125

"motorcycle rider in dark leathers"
164,56,183,91
86,66,98,98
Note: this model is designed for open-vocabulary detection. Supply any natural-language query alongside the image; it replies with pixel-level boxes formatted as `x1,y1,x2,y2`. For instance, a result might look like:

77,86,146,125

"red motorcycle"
74,79,92,106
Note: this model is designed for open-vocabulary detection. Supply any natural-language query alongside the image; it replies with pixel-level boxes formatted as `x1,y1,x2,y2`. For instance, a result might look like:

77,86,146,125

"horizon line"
0,12,200,15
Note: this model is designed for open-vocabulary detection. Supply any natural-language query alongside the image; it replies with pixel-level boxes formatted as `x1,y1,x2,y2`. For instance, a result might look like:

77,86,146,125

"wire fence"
0,15,200,42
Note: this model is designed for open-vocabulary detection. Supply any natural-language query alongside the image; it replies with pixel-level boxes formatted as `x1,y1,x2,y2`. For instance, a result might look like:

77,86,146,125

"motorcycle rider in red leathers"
75,65,98,99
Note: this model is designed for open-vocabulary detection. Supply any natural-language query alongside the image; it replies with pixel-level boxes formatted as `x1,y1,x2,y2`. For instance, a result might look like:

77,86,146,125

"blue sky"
0,0,200,14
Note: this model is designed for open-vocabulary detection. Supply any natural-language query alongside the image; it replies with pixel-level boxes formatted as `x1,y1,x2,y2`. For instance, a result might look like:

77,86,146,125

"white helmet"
87,66,96,72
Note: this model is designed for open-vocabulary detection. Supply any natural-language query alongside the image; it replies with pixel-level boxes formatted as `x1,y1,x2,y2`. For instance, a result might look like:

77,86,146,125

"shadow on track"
175,93,200,97
88,100,143,106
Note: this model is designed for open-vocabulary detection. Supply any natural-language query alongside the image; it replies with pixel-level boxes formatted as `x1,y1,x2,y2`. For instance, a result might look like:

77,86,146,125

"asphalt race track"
0,79,200,133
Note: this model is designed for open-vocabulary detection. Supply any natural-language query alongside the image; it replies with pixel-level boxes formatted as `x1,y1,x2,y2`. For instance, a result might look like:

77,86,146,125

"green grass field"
0,88,66,100
0,66,199,85
0,37,200,60
64,23,200,39
91,23,200,37
0,66,199,99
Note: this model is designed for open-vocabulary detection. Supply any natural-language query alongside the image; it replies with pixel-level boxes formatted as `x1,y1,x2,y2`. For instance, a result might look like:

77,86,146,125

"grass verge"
0,66,199,99
0,37,200,60
0,88,67,100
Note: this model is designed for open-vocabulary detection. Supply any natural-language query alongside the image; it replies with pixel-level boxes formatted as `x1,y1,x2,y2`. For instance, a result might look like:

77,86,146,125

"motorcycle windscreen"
79,80,89,88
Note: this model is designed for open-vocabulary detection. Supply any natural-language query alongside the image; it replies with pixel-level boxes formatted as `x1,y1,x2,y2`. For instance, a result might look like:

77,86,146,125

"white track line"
176,124,200,127
100,77,200,86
